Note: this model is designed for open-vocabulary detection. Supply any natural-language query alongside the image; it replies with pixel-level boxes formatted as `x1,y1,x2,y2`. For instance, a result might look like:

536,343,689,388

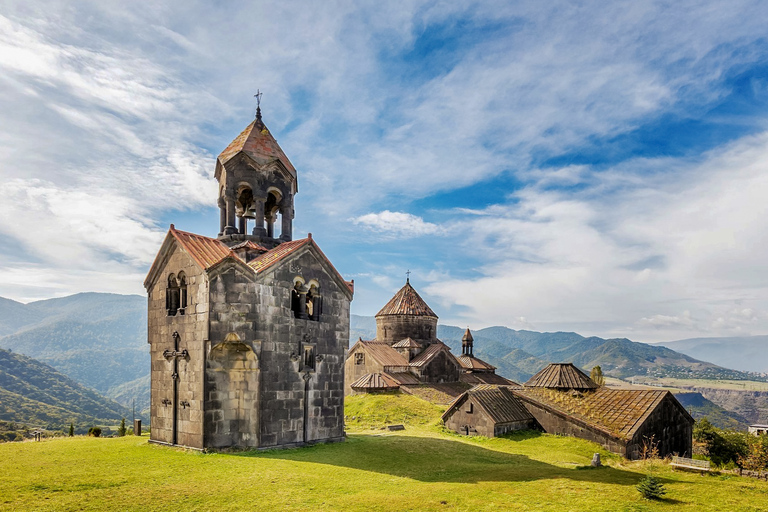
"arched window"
306,282,322,321
166,274,180,316
178,272,188,315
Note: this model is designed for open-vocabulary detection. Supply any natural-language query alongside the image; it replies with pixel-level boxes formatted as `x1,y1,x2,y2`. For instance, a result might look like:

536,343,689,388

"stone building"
345,280,512,394
442,385,536,437
144,109,354,450
442,362,694,459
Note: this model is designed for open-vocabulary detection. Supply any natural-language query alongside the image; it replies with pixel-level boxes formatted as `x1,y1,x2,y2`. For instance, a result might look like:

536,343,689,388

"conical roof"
524,363,598,390
216,118,296,180
375,280,437,318
462,328,473,342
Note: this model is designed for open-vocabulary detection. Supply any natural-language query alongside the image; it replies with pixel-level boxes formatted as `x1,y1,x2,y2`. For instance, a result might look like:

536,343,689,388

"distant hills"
0,293,148,411
0,348,135,432
658,336,768,374
352,315,766,384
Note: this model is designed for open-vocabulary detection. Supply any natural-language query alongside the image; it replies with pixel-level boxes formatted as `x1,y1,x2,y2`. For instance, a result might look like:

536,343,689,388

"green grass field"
1,394,766,511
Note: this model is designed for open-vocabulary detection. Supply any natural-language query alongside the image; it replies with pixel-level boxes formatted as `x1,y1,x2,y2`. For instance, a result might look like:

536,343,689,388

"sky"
1,1,768,343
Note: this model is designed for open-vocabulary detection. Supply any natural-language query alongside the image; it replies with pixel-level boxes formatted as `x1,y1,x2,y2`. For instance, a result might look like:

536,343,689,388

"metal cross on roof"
406,269,411,283
254,89,263,121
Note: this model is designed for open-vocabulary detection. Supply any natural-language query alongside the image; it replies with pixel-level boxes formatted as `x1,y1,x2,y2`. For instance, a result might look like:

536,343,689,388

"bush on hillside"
694,418,747,467
738,435,768,470
87,427,102,437
117,418,126,437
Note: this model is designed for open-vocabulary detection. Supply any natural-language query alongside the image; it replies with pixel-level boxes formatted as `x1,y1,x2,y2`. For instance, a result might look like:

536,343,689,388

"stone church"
345,279,512,394
144,108,354,450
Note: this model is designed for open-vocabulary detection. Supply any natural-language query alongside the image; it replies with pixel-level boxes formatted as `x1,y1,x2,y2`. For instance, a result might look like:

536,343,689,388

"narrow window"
166,274,180,316
466,402,473,414
355,353,365,365
178,272,188,315
302,345,315,371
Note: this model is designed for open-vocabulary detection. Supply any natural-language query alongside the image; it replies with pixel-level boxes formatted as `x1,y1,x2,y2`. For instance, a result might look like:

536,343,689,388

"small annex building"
345,280,513,394
442,363,694,459
442,385,536,437
145,108,354,451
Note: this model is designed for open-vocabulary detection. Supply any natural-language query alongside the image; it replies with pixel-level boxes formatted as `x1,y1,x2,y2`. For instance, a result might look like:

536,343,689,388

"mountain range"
1,293,766,433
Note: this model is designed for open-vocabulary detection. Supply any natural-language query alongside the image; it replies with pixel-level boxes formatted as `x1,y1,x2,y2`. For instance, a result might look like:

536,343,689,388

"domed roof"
375,280,437,318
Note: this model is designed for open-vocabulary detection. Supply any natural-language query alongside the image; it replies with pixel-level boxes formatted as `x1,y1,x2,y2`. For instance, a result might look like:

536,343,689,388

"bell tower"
214,104,297,248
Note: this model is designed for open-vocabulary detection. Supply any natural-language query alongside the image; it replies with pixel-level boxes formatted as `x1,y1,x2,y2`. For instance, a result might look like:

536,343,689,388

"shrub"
117,418,127,437
738,435,768,471
694,418,747,467
69,423,74,437
590,366,605,386
637,475,666,500
87,427,102,438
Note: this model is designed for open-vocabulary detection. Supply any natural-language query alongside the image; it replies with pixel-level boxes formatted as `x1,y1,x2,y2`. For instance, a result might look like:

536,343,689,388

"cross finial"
406,269,411,283
254,89,263,123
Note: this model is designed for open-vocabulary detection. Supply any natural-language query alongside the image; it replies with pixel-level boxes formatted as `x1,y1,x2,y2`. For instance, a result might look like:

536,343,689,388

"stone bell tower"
215,104,297,248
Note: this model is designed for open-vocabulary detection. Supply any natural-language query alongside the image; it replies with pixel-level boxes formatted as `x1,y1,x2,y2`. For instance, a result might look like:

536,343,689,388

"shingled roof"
525,363,598,390
456,355,496,371
353,341,409,368
511,387,690,440
392,337,422,349
350,373,401,391
216,119,296,180
442,385,534,425
409,342,455,368
376,280,437,318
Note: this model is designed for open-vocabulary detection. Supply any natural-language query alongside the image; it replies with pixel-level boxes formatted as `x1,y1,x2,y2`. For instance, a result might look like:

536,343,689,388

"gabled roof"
525,363,598,390
216,119,296,180
376,280,437,318
456,355,496,371
460,373,517,386
512,387,691,440
392,337,422,349
350,373,401,390
442,385,534,425
172,226,231,270
144,228,353,298
409,342,456,368
352,341,409,368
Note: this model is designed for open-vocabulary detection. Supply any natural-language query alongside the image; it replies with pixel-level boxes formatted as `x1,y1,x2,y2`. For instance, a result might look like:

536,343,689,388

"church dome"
375,280,437,318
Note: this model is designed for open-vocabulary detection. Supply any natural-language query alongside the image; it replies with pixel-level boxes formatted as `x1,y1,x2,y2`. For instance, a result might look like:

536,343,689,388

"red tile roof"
350,373,401,390
217,120,296,178
376,281,437,318
171,226,231,270
525,363,598,390
247,237,310,273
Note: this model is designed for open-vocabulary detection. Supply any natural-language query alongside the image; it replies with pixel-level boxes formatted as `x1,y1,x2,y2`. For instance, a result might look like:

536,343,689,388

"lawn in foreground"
1,426,767,512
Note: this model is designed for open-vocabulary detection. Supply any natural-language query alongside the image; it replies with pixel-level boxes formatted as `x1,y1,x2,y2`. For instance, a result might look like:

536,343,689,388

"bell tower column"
224,195,238,235
280,200,293,242
251,197,266,237
218,198,226,236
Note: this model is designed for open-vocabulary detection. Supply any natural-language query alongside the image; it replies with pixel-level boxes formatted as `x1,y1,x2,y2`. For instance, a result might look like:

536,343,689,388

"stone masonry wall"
344,345,384,395
148,244,208,449
205,245,350,449
375,315,437,344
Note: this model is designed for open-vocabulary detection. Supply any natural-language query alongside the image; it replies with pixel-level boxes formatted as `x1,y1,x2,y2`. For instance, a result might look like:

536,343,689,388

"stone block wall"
418,351,460,383
628,395,693,459
376,315,437,344
148,244,208,449
344,344,385,395
444,397,535,437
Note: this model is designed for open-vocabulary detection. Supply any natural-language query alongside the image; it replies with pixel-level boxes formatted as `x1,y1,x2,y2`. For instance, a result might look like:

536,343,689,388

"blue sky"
1,1,768,342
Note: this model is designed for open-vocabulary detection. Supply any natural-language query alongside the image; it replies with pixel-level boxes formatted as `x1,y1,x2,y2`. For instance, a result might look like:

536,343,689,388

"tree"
694,418,748,467
590,365,605,386
69,423,74,437
117,418,127,437
637,475,666,500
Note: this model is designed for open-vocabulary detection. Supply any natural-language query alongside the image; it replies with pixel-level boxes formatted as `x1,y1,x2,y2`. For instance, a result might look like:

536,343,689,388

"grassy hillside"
0,348,137,432
1,394,767,511
0,293,148,407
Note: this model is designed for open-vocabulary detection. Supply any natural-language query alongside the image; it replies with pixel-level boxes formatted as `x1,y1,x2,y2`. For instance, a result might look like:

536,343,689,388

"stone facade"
145,113,353,450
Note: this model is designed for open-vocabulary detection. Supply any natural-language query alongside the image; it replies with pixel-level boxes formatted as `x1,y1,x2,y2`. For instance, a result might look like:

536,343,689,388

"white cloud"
353,211,443,238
